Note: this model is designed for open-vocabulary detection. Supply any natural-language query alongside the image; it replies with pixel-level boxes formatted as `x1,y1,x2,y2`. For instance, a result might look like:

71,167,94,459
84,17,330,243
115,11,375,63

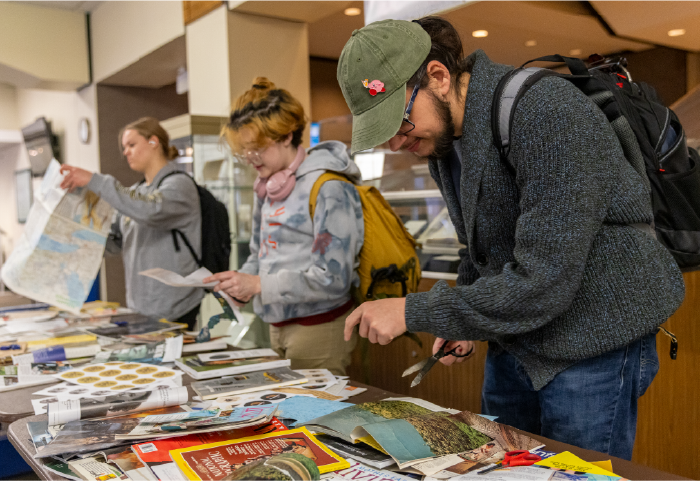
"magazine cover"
174,354,290,380
191,367,307,400
170,427,350,480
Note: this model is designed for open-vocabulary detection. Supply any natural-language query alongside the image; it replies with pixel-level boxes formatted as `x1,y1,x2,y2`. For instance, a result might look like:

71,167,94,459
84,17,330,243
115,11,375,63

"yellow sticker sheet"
55,361,178,391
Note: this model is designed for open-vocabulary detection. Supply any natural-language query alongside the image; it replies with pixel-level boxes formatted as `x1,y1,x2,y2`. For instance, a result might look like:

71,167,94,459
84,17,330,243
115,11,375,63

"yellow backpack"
310,172,421,304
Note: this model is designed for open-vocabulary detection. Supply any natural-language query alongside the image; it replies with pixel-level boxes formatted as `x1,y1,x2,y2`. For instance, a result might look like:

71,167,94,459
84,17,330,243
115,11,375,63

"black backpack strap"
491,67,556,165
173,229,203,267
521,55,589,76
154,170,203,268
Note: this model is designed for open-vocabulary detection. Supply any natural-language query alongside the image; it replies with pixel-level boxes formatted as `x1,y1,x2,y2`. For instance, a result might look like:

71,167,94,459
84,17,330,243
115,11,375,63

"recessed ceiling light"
525,40,537,47
668,29,686,37
472,30,488,38
344,7,361,16
569,49,582,56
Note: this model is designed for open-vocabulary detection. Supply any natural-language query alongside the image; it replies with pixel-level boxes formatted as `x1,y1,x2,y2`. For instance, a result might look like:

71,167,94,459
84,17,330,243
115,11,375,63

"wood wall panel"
633,269,700,478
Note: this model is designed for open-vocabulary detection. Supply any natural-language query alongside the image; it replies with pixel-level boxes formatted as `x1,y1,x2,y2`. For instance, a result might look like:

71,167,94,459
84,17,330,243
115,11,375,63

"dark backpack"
157,171,232,273
491,54,700,269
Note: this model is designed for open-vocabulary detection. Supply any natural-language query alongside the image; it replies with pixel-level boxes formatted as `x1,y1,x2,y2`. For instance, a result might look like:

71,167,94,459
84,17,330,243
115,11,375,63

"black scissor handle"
439,340,475,359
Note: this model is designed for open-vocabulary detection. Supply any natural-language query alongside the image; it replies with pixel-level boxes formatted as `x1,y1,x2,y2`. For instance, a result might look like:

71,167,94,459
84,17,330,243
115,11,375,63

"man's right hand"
433,338,475,366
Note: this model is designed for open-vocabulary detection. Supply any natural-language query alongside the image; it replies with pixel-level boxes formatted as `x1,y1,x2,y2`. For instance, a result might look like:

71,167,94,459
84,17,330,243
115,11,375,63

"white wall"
91,1,185,83
0,84,19,130
186,5,231,117
0,2,89,89
0,85,100,258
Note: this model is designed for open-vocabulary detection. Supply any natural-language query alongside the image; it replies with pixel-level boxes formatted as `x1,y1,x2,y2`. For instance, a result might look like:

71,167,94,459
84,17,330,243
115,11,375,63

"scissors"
402,340,473,387
477,450,542,475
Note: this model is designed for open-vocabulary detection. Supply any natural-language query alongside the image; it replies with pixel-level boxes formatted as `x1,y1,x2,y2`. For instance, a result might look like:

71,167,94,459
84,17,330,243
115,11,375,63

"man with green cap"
339,17,684,460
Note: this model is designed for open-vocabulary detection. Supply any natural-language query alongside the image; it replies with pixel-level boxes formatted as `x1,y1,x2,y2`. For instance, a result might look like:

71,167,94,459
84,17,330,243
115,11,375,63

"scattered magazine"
293,369,338,391
68,455,124,481
328,460,415,481
191,367,307,400
169,427,350,480
46,386,188,425
131,418,287,479
317,435,395,469
106,448,158,481
176,348,290,380
117,404,278,440
85,314,186,337
92,335,183,364
300,401,542,470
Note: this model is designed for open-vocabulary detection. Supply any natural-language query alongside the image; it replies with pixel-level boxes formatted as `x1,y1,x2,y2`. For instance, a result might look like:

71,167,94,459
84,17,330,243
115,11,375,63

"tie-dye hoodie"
239,141,364,324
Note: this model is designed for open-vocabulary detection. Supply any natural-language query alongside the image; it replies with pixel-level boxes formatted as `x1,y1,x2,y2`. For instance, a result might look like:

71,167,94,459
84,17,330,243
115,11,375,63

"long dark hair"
408,17,474,91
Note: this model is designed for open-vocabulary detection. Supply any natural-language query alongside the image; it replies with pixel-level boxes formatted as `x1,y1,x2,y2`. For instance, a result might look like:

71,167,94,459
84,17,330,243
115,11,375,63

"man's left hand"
344,297,407,345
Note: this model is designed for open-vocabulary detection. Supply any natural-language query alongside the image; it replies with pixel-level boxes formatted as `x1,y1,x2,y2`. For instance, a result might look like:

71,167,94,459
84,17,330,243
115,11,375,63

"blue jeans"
481,333,659,460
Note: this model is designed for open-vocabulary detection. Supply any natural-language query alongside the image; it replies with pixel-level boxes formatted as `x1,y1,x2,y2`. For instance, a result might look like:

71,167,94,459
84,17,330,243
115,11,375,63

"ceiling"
302,1,652,64
592,1,700,53
99,35,187,88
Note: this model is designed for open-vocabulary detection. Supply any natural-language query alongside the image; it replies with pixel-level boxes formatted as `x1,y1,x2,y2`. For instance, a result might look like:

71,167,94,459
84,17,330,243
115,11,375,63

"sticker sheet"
55,361,178,390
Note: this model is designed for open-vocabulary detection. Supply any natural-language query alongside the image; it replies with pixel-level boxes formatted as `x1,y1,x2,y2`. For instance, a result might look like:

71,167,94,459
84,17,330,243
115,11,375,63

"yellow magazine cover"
536,451,620,477
170,427,350,480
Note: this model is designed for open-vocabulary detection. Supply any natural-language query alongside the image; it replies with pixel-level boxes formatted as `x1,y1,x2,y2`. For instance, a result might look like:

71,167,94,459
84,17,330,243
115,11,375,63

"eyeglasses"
233,146,268,166
397,81,421,137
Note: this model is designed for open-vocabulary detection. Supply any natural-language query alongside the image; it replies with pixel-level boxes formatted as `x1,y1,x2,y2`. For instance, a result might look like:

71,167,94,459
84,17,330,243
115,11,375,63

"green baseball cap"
337,19,431,153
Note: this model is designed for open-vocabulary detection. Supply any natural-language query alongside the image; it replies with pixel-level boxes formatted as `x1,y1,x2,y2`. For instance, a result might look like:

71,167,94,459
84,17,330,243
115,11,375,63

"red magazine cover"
132,417,287,464
170,427,349,480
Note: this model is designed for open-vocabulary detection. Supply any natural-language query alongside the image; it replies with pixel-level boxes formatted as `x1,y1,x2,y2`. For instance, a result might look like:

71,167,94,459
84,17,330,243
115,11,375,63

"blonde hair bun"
251,77,275,91
167,145,179,161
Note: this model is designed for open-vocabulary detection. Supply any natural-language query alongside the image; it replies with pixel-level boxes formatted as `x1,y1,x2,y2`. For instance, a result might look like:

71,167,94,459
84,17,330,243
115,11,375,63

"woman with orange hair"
203,78,363,375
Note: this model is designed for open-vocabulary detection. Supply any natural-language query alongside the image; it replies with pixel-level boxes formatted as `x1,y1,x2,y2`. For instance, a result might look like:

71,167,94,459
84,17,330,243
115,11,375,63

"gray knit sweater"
405,50,685,390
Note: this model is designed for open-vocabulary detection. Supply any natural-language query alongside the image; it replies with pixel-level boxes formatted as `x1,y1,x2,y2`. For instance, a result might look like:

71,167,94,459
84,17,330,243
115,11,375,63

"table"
7,381,687,481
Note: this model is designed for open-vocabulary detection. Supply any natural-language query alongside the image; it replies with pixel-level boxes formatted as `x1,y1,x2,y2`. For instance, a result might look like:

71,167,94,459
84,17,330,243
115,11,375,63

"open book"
299,399,542,472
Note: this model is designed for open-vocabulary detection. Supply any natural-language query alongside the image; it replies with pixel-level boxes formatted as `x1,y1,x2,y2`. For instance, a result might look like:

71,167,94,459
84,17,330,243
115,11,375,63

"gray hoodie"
87,163,204,319
239,141,364,323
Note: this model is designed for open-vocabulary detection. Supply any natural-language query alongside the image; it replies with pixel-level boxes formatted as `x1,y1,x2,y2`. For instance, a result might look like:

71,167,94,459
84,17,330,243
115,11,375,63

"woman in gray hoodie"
60,117,203,328
204,78,364,375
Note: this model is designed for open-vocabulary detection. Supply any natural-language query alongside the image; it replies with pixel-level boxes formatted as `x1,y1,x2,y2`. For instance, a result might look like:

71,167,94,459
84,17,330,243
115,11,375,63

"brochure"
175,349,290,380
191,367,307,400
300,401,542,470
46,386,188,424
169,427,350,480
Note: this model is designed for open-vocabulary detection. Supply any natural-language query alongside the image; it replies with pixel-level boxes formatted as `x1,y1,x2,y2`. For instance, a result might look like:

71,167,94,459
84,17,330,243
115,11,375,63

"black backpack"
157,171,232,273
491,54,700,269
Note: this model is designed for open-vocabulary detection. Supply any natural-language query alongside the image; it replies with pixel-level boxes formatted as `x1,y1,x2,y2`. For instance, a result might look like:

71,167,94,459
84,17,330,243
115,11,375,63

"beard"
427,91,457,162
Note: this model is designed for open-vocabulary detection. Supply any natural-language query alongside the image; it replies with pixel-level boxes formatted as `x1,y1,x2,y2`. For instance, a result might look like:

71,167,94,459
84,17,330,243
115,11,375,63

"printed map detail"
1,160,113,313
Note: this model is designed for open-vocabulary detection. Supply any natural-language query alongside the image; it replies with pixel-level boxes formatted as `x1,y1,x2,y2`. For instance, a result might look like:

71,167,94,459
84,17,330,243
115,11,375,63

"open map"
1,160,114,313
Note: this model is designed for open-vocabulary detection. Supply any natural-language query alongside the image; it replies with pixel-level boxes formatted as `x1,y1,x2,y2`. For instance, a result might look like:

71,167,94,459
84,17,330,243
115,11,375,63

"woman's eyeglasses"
397,81,421,136
233,147,267,166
